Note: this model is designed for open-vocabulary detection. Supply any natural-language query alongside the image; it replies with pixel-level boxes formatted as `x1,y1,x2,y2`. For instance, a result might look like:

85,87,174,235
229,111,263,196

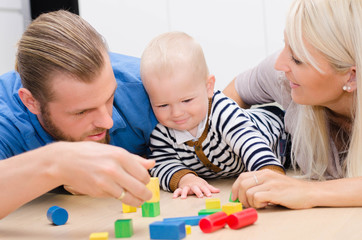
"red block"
199,211,228,233
226,208,258,229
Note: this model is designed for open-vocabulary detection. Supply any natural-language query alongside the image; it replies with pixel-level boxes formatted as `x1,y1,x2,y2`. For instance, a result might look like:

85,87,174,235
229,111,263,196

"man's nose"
93,106,113,129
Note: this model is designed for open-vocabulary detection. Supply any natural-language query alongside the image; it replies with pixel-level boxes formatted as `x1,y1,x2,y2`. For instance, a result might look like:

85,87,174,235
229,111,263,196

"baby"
141,32,287,199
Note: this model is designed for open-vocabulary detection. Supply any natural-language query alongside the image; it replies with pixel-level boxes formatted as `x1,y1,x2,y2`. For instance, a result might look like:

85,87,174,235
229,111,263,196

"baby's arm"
172,173,220,199
222,108,285,173
149,125,213,193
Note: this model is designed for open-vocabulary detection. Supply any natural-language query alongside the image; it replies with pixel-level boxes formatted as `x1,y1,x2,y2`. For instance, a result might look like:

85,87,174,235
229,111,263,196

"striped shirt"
149,91,286,192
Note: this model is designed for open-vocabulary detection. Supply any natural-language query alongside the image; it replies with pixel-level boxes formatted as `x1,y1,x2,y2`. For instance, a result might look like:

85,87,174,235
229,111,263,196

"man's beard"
40,105,110,144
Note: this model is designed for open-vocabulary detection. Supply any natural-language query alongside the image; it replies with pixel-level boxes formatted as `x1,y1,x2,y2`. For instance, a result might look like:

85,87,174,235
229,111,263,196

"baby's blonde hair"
140,31,209,85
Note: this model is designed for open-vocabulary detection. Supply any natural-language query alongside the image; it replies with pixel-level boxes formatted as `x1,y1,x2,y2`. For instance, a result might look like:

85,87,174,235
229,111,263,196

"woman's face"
274,35,353,114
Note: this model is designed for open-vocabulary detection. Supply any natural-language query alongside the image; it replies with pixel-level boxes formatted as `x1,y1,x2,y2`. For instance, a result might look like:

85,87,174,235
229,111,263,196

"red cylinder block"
226,208,258,229
199,211,228,233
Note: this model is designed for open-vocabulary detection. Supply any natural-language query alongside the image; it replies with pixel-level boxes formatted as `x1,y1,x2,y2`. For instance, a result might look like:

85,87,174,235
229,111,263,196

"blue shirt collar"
110,105,126,134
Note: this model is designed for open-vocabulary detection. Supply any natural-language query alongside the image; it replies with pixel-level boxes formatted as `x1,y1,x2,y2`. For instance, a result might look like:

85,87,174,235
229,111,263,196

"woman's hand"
173,174,220,199
231,169,315,209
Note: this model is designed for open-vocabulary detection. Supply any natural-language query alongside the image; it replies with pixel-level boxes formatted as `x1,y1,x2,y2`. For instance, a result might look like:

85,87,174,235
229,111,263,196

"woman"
225,0,362,209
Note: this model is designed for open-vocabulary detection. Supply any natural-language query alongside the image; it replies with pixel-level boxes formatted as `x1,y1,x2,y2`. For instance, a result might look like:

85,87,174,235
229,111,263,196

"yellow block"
185,225,192,235
222,202,243,215
146,177,160,202
122,203,137,213
205,198,221,209
89,232,109,240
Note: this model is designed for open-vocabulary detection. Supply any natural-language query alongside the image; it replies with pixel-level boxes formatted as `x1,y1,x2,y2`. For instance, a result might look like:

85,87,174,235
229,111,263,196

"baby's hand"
173,174,220,199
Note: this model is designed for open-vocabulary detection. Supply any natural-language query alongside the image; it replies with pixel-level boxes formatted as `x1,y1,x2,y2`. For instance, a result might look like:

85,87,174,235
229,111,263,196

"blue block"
149,221,186,240
163,215,206,226
47,206,69,225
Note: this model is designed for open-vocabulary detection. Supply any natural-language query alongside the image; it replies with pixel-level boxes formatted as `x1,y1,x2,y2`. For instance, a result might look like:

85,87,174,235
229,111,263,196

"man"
0,10,157,219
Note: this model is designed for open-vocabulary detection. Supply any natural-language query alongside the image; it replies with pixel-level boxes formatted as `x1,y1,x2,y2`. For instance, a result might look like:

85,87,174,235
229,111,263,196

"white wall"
0,0,292,90
79,0,292,90
0,0,29,75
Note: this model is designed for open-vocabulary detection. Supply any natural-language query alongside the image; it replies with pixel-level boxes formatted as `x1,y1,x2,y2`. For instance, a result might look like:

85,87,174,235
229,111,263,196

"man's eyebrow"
68,84,117,114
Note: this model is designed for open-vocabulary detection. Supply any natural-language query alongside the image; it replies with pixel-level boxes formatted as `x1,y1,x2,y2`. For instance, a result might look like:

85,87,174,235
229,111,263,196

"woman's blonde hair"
286,0,362,178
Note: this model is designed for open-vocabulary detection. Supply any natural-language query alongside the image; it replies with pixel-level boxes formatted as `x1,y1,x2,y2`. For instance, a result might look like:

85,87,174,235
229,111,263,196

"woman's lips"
289,81,300,89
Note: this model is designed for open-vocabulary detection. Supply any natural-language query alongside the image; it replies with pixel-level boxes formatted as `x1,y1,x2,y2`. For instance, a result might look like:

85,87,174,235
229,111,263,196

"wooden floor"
1,178,362,240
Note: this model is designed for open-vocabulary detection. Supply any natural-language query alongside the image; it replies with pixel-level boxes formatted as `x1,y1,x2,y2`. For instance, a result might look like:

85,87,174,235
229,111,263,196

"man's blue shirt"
0,52,157,159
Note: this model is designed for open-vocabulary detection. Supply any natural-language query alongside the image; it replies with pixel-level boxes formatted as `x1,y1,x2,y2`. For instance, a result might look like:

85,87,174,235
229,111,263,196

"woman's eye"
291,55,302,65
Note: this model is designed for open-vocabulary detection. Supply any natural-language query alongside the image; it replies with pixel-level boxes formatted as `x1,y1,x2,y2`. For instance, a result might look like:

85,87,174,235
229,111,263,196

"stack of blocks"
198,198,222,215
55,188,255,239
198,197,243,216
197,197,258,234
112,177,161,238
148,196,250,239
142,177,161,217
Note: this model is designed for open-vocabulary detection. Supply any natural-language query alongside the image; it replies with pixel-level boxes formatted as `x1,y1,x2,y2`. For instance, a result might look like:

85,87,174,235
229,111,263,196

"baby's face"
145,70,213,135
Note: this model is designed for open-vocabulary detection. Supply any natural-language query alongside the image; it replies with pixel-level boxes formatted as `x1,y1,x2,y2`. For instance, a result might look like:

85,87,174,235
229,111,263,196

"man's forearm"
0,144,61,219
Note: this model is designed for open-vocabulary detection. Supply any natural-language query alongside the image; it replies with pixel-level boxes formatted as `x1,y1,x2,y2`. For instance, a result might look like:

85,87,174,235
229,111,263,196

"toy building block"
199,211,228,233
122,203,137,213
89,232,109,240
149,221,186,240
227,208,258,229
229,192,240,203
115,219,133,238
205,198,221,209
185,225,191,235
163,215,206,226
198,208,221,216
142,201,160,217
47,206,69,226
146,177,160,203
222,202,243,215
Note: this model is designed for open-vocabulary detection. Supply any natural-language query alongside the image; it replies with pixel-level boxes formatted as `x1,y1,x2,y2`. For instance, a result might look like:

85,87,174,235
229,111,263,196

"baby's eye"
183,98,193,103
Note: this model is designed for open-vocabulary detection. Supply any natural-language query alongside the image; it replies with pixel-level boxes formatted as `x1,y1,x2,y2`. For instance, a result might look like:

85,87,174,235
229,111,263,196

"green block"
142,201,160,217
114,219,133,238
198,208,222,215
229,192,240,203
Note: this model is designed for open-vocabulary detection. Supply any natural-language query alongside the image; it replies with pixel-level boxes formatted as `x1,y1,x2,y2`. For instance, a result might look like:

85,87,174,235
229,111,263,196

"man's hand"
53,141,155,207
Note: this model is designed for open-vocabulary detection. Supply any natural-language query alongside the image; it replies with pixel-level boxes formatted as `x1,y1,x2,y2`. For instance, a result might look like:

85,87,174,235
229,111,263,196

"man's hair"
15,10,108,104
140,31,209,85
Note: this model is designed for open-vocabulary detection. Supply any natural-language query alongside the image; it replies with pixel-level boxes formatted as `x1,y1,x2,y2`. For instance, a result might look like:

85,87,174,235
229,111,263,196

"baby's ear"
18,88,41,114
206,74,215,97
